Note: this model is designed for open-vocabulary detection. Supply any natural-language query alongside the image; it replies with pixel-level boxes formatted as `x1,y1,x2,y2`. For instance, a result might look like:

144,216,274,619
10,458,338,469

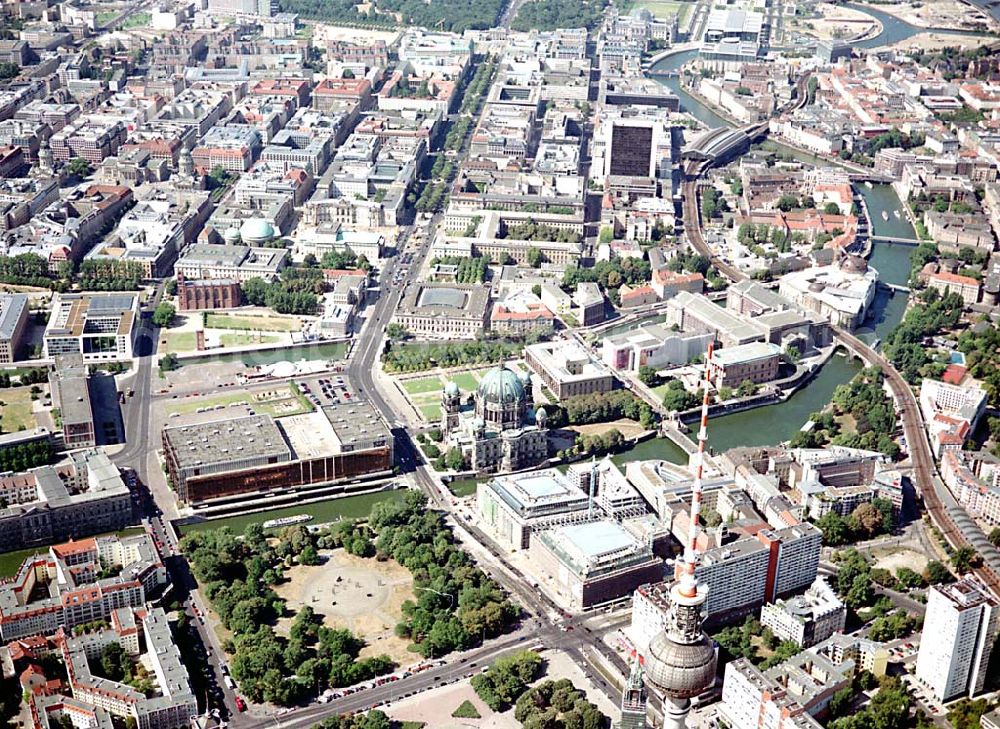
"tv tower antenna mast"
642,344,718,729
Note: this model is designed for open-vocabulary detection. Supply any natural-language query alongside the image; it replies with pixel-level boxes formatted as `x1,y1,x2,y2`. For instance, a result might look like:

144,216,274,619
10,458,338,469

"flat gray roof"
163,414,292,469
0,293,27,340
323,399,392,451
50,368,93,427
179,244,248,267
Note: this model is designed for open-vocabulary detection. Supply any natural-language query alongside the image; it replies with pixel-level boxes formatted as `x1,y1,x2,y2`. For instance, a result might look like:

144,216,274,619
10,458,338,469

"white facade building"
915,577,1000,702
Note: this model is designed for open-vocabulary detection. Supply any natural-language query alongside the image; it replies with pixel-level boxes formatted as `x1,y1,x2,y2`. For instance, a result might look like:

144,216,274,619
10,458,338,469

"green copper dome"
478,364,525,406
239,218,275,243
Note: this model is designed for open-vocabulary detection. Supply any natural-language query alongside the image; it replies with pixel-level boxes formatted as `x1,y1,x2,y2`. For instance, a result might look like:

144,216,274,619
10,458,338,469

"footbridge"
870,235,923,246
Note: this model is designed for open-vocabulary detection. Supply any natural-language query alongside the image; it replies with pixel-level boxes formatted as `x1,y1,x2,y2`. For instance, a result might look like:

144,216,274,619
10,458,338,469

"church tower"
619,655,648,729
441,381,462,434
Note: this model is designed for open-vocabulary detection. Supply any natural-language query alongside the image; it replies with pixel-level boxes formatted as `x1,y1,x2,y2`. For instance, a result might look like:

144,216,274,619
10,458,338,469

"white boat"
881,211,889,221
893,210,901,218
262,514,313,529
864,181,873,189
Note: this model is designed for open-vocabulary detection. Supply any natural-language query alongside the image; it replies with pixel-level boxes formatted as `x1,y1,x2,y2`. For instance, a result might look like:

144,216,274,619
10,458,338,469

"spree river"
630,26,928,460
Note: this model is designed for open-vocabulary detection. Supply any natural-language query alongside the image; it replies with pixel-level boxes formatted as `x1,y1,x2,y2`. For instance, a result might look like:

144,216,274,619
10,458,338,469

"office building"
206,0,274,18
604,120,658,178
529,520,662,609
43,294,139,362
630,523,821,649
48,360,97,449
0,450,134,554
524,340,616,400
0,293,28,363
49,118,128,164
477,469,593,551
916,577,1000,702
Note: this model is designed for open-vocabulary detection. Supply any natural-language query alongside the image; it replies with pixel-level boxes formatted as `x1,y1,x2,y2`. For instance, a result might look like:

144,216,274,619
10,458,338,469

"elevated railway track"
678,74,1000,598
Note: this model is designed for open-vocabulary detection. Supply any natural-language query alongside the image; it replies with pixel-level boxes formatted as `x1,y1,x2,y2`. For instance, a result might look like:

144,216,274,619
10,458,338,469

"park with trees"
883,289,964,384
510,0,604,31
241,270,322,316
789,367,900,458
544,389,656,431
182,491,518,707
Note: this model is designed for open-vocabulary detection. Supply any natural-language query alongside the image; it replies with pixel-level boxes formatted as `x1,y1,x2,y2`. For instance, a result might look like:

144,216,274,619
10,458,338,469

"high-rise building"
915,577,1000,702
206,0,274,16
604,119,661,178
619,657,648,729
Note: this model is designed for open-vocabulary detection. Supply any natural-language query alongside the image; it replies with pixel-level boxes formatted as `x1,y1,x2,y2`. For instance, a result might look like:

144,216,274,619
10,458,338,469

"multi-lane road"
106,14,639,728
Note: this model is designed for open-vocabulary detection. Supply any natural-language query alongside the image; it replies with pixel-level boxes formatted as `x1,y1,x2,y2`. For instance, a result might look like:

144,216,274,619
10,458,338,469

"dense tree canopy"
383,340,522,373
513,678,608,727
471,651,541,711
373,491,519,656
278,0,505,32
0,439,53,472
510,0,605,31
883,290,964,384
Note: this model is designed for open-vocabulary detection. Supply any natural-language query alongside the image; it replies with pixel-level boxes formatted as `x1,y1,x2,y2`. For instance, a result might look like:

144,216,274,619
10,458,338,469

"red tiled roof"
942,364,967,385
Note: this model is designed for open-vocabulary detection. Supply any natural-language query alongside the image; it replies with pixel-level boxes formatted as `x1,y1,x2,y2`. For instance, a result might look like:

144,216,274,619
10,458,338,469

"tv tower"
642,345,718,729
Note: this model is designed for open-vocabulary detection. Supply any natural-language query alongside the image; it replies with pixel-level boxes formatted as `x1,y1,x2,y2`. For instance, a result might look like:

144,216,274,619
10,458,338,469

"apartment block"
916,577,1000,702
0,533,166,641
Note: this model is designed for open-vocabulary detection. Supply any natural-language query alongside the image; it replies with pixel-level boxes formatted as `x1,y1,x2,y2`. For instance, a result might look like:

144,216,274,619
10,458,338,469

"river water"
629,25,928,460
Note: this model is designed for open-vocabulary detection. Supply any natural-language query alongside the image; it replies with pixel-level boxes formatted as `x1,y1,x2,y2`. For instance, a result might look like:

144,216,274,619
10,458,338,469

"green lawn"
205,313,301,332
651,383,672,402
177,490,405,535
0,386,37,433
165,331,197,352
96,10,117,25
447,478,482,498
401,376,445,395
451,372,480,392
452,700,481,719
220,333,280,348
122,11,150,27
624,0,691,21
419,402,442,422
